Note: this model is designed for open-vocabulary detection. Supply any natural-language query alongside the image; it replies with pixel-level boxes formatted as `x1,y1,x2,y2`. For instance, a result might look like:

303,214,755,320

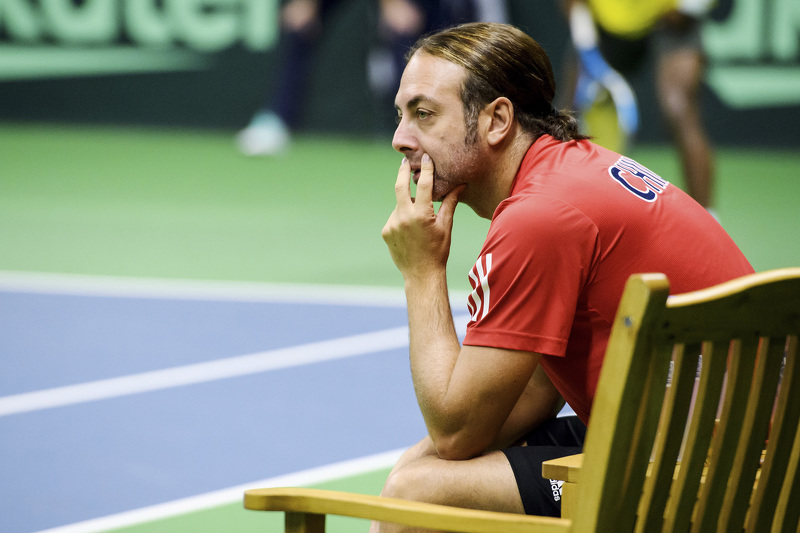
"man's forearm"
404,271,462,441
381,155,515,458
403,270,544,460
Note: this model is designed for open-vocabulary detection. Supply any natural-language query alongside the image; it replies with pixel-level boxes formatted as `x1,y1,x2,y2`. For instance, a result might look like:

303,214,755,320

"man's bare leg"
657,46,714,208
368,437,525,533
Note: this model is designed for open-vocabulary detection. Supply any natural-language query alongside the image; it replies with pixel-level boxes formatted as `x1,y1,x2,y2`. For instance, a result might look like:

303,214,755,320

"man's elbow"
432,431,490,461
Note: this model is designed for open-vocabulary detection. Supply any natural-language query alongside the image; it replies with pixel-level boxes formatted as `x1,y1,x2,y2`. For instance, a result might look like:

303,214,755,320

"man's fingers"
414,153,434,206
437,184,465,225
394,157,413,206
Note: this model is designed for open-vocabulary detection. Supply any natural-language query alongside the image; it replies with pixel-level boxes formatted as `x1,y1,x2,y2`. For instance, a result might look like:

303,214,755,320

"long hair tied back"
410,23,588,142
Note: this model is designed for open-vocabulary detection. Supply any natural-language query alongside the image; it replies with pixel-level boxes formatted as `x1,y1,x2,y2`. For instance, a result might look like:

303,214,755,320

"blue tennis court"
0,274,444,532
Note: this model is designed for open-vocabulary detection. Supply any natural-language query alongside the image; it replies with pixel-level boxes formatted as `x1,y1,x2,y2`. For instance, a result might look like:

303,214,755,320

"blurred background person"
237,0,508,156
561,0,717,214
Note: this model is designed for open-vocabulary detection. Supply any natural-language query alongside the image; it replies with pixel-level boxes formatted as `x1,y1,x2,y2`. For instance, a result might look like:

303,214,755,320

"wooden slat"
618,341,673,524
663,269,800,342
663,341,729,533
244,488,571,533
573,274,671,533
692,338,758,533
636,343,699,533
770,420,800,533
719,337,785,531
286,512,325,533
603,291,672,531
757,336,800,533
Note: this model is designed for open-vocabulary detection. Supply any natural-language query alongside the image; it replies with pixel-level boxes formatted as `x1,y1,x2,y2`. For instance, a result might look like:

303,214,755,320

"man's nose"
391,120,418,154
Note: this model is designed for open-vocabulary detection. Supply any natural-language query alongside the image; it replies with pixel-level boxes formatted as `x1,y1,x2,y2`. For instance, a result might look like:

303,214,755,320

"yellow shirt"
587,0,677,38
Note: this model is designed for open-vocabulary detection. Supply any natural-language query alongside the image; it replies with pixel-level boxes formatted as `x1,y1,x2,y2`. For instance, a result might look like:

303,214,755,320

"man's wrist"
403,267,448,291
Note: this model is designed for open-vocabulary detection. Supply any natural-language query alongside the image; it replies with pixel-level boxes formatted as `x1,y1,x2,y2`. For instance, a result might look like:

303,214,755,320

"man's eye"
395,113,402,125
417,110,430,119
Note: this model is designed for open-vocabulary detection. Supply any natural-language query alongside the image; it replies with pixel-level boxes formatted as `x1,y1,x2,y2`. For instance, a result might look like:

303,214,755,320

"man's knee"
381,460,439,504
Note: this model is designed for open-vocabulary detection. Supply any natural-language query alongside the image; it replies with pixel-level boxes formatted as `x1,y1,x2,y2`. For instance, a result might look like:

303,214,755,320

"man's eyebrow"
397,94,440,111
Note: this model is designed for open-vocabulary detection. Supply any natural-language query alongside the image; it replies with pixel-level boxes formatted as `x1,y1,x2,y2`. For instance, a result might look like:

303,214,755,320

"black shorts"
598,18,704,76
501,416,587,517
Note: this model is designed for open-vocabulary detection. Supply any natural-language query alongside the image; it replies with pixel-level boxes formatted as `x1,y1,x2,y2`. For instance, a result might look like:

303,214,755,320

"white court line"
0,270,470,307
0,314,472,417
0,270,422,306
33,447,408,533
0,270,472,416
0,326,408,417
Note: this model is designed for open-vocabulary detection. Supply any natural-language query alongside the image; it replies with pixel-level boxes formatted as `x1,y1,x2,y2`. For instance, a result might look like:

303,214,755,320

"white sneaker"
237,112,290,156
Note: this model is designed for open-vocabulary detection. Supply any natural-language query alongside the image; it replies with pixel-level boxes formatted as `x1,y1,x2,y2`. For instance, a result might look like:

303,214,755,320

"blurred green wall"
0,0,797,146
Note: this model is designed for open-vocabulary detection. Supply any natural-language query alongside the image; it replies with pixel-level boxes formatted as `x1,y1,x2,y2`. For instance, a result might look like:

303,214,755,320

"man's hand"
381,154,463,281
381,155,545,460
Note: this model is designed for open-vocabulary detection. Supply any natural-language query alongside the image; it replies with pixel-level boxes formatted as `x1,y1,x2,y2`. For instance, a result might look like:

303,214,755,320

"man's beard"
431,129,481,202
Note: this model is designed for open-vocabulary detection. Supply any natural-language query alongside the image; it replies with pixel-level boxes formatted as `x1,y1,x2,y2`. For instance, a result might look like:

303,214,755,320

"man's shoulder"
490,191,599,248
518,136,617,181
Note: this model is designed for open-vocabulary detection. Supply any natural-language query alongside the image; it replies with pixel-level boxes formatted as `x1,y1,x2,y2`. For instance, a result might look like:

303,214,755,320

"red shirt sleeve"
462,195,599,356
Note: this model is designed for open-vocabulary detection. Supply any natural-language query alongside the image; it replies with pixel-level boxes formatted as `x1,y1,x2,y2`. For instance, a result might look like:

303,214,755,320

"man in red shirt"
376,22,752,530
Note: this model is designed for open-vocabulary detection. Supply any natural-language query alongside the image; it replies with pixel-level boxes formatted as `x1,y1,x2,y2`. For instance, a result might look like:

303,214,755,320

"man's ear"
484,97,515,146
